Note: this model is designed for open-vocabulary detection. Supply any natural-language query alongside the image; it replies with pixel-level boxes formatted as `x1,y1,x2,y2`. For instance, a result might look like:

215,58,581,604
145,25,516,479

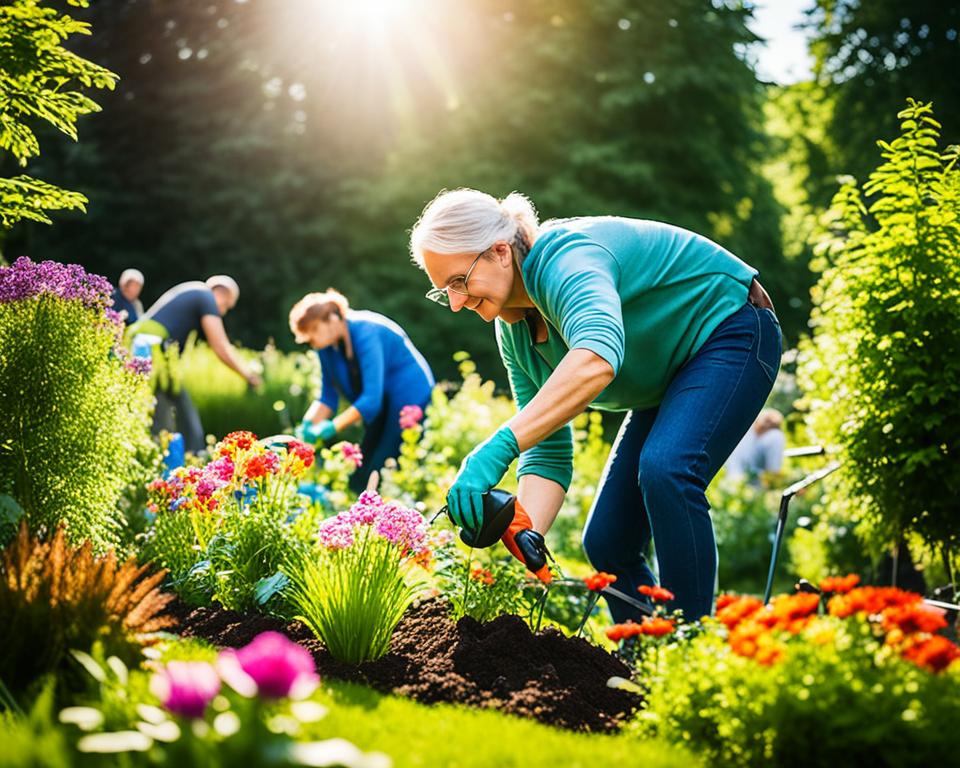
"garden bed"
169,596,639,732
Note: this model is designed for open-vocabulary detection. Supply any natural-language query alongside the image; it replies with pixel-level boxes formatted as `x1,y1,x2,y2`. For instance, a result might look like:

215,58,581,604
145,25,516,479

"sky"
748,0,816,84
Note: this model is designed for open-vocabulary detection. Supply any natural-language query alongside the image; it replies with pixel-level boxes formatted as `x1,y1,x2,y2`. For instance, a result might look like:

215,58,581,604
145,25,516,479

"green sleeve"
496,321,574,491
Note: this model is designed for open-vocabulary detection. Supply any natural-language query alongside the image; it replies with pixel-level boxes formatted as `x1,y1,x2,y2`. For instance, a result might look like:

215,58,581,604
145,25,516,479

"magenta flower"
339,442,363,469
124,357,152,376
0,257,113,313
398,404,424,430
217,631,319,700
149,661,221,719
317,491,427,556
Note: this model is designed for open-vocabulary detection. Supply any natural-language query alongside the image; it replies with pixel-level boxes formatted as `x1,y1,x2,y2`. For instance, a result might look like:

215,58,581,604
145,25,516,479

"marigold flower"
827,586,921,618
584,572,617,592
605,622,644,643
640,617,676,637
754,643,785,666
902,635,960,673
768,592,821,632
717,595,764,629
715,593,740,611
882,603,948,636
638,584,675,603
819,574,860,594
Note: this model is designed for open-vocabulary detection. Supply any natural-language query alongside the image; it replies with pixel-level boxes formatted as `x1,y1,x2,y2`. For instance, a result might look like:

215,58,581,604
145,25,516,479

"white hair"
409,188,540,268
205,274,239,301
119,268,144,286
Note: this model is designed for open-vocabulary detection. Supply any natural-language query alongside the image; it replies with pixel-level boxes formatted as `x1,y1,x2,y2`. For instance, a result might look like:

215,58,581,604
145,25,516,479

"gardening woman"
289,289,435,493
409,189,781,622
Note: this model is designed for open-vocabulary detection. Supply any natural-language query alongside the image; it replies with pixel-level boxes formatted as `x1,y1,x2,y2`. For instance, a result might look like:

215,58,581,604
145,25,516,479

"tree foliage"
0,0,116,234
797,100,960,563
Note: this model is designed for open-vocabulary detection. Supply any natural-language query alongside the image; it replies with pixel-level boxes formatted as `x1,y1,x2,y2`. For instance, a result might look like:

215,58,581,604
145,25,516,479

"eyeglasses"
424,249,488,307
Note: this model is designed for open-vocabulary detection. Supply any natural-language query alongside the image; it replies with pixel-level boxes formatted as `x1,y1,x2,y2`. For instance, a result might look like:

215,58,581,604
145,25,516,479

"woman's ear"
493,240,514,268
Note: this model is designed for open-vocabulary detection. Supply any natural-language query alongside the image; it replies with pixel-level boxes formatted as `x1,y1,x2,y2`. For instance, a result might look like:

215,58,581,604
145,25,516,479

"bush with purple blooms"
0,257,153,549
285,490,432,664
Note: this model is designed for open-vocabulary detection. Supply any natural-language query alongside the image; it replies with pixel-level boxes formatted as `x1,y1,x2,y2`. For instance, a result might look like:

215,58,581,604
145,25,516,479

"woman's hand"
446,426,520,533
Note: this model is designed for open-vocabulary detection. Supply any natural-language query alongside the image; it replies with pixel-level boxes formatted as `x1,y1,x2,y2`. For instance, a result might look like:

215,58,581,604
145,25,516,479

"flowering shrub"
285,491,430,663
55,635,386,767
630,578,960,767
0,257,153,549
139,432,319,611
437,551,530,624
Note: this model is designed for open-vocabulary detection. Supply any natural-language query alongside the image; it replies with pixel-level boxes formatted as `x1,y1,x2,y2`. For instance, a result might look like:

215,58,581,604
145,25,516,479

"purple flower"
0,257,113,314
125,357,152,376
399,404,424,430
217,631,319,700
149,661,221,719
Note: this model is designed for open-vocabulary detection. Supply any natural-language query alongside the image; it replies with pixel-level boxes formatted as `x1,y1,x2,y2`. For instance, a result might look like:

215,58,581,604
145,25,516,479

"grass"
304,680,697,768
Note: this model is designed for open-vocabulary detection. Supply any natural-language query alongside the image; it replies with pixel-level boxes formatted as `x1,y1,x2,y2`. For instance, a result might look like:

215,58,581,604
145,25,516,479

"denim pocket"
752,306,782,384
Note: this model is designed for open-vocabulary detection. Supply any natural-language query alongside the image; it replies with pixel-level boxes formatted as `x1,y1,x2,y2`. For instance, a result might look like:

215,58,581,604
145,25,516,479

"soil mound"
168,597,639,732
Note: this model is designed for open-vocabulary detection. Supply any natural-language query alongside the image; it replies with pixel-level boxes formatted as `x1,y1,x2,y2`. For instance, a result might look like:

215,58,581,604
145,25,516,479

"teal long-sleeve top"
496,216,758,491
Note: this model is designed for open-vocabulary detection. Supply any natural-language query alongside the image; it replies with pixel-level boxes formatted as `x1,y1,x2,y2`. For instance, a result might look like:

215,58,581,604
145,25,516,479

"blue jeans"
581,302,782,622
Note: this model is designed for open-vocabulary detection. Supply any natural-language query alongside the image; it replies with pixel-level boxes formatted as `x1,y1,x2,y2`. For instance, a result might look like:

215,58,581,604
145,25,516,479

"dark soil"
166,597,640,732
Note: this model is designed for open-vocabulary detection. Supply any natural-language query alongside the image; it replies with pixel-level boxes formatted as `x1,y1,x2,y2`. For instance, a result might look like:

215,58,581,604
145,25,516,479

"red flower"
584,572,617,592
638,585,675,603
902,635,960,673
470,566,495,586
640,617,676,637
882,603,948,636
819,574,860,594
287,440,315,468
244,452,279,480
221,431,257,451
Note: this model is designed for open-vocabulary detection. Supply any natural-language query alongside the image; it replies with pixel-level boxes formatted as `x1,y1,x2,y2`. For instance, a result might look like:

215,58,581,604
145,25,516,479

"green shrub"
797,99,960,568
0,258,153,549
0,523,174,700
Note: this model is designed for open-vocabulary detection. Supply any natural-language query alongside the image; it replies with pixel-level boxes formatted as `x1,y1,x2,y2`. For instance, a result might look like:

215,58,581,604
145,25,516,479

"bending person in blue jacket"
289,289,435,493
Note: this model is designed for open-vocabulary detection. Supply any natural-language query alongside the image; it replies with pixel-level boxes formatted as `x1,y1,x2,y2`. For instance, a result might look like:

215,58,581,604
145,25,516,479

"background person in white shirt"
725,408,786,486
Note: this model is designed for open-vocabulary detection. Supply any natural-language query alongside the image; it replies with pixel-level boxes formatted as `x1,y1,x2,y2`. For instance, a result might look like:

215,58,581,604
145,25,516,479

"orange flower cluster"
638,585,675,603
217,430,257,458
819,574,860,594
605,616,676,642
584,572,617,592
470,566,495,586
718,582,959,674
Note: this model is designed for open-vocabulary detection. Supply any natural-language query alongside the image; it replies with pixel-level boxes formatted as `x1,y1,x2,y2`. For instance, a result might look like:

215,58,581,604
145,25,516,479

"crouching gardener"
127,276,261,452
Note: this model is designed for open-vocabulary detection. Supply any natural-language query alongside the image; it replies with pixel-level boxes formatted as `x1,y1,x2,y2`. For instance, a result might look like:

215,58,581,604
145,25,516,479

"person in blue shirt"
409,188,781,622
111,268,145,325
289,289,435,493
128,276,261,452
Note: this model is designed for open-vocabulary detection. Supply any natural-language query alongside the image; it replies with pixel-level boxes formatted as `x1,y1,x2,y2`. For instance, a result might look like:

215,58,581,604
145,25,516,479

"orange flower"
218,430,258,457
638,585,675,603
605,622,645,643
755,643,785,666
902,635,960,673
828,586,921,618
768,593,821,632
881,603,948,636
717,595,763,630
640,617,676,637
584,572,617,592
819,574,860,594
728,620,765,658
715,593,740,611
470,566,495,586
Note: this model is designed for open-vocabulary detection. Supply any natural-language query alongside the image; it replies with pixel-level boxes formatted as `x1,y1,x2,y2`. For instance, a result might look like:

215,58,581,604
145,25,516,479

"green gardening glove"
446,425,520,535
300,419,338,445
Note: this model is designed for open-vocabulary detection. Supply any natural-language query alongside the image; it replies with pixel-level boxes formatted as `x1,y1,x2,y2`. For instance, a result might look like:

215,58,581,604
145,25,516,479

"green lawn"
304,680,695,768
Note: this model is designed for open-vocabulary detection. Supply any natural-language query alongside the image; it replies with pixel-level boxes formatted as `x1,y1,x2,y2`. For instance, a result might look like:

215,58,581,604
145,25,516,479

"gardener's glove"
501,500,552,584
299,419,337,445
447,425,520,535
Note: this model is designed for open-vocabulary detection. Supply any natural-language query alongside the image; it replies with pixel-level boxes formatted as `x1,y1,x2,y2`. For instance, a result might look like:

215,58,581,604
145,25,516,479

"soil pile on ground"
168,597,639,732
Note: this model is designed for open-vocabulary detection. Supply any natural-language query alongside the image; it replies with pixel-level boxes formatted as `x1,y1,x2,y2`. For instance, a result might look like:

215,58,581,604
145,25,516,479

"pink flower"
150,661,220,719
218,632,319,699
318,516,356,550
340,442,363,469
399,404,424,430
